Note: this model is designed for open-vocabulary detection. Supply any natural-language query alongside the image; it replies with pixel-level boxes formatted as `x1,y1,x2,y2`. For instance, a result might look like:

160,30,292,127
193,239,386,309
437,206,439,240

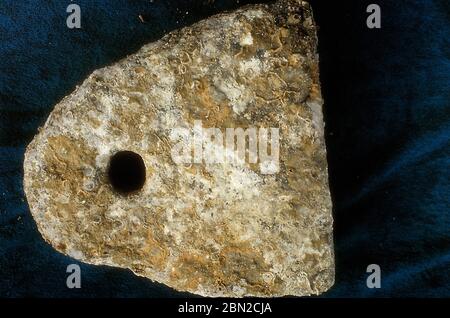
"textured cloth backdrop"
0,0,449,297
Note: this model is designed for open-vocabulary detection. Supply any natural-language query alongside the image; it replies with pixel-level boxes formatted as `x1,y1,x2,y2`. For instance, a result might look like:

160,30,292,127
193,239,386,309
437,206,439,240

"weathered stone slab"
24,0,334,297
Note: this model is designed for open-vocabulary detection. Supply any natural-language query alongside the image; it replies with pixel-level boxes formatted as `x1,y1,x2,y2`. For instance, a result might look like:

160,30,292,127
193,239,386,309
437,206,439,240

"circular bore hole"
108,151,146,195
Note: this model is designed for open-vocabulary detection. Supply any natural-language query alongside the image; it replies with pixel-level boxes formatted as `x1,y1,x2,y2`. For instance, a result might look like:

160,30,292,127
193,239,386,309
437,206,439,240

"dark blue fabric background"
0,0,449,297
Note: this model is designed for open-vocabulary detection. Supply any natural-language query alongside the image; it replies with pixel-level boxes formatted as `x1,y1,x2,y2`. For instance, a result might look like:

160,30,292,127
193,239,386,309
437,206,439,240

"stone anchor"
24,0,334,297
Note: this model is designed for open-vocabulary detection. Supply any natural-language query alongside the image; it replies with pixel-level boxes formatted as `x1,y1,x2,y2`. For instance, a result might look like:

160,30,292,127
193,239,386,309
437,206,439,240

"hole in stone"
108,151,146,195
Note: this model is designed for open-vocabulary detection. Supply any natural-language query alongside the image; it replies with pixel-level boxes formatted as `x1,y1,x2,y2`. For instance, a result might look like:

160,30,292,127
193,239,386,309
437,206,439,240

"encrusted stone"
24,0,334,297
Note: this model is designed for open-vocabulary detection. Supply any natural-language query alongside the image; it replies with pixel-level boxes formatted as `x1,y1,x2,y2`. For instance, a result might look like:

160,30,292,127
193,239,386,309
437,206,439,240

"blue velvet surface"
0,0,449,297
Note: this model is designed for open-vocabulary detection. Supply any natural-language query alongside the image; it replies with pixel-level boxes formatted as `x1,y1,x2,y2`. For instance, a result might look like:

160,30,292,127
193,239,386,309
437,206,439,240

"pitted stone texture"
24,0,334,297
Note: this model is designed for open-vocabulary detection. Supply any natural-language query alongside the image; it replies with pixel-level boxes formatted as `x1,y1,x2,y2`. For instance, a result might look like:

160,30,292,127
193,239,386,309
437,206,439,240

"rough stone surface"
24,0,334,297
